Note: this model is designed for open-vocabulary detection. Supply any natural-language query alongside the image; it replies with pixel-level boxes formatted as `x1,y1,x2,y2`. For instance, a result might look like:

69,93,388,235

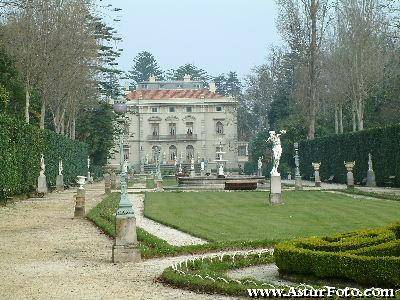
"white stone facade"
108,78,248,171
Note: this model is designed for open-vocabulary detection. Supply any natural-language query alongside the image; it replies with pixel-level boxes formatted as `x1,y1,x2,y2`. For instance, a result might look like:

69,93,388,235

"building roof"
126,89,225,100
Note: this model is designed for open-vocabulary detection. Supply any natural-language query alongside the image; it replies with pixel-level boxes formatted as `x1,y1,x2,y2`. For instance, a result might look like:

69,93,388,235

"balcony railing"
147,134,198,141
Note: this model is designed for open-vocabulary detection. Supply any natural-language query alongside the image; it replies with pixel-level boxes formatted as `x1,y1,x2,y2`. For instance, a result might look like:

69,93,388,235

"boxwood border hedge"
274,224,400,287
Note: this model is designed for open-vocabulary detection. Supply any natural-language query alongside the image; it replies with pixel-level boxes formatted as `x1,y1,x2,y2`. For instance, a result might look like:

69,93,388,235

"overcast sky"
100,0,282,79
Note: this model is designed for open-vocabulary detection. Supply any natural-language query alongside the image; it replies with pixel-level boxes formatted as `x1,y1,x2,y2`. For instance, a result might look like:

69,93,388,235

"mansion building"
109,75,248,171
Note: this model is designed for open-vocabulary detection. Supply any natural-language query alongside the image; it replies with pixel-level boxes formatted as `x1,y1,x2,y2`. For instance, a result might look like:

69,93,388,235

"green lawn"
144,191,400,242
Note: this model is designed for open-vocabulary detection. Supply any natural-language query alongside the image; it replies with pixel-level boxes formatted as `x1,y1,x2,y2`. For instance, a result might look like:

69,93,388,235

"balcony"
147,134,198,142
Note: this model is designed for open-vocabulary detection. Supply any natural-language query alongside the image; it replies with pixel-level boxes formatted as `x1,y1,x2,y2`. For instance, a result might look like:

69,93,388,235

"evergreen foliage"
0,114,88,201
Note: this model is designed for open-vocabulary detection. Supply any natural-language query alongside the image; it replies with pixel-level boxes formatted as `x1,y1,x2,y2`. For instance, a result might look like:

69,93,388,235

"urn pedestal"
104,173,111,194
74,188,85,218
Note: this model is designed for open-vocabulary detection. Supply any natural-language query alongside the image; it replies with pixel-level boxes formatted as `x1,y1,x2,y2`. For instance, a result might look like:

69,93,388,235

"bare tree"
276,0,329,139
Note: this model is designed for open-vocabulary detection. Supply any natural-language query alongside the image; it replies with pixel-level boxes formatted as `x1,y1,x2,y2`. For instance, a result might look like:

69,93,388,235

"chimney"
183,74,191,82
149,75,157,82
209,82,217,93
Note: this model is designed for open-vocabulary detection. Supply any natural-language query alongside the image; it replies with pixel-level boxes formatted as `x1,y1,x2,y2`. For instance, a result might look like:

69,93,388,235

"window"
238,146,247,157
151,107,158,113
216,121,224,135
186,145,194,162
151,123,159,136
142,84,148,89
169,145,177,161
177,84,183,89
186,122,193,136
123,146,130,161
216,147,223,159
186,106,192,113
169,107,175,113
169,123,176,136
216,106,223,112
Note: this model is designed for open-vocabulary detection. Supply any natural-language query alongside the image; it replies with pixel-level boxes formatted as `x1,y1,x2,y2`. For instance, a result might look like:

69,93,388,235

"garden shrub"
298,124,400,186
0,114,88,200
274,223,400,287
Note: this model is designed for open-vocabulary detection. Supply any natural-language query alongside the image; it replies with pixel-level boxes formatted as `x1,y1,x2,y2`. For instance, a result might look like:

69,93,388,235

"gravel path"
131,193,208,246
0,183,240,299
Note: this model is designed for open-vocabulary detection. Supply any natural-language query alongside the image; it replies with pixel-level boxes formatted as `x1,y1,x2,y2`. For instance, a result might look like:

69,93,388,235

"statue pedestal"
74,188,85,218
156,180,163,191
269,175,283,205
112,216,141,263
257,170,262,177
200,170,205,177
190,170,195,178
37,175,48,194
347,171,354,188
295,175,303,191
56,175,64,192
315,171,321,187
366,170,376,187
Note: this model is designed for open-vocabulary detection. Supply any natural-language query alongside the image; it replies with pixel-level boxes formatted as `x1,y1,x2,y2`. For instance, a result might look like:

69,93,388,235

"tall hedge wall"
0,114,88,200
298,124,400,187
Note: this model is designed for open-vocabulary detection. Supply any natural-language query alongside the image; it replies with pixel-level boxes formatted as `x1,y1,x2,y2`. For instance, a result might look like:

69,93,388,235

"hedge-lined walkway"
0,183,231,299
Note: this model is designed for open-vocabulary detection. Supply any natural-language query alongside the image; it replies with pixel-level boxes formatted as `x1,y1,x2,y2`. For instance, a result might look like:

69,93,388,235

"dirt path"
0,184,237,300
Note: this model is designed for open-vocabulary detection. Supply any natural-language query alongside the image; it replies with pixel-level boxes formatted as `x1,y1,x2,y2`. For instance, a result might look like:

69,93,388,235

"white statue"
267,130,286,176
145,154,149,164
174,155,178,166
123,160,128,174
87,156,90,170
258,157,263,170
162,152,166,164
190,157,195,170
218,164,224,176
200,161,205,171
40,153,45,176
368,153,373,171
58,159,63,176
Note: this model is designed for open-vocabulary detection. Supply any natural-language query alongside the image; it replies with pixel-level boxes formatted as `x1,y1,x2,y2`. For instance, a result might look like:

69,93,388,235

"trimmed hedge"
274,223,400,287
0,114,88,200
298,124,400,186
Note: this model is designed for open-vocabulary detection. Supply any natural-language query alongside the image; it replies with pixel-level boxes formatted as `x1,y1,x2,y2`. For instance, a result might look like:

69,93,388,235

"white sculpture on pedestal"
145,154,149,164
200,161,205,171
58,159,63,176
190,157,195,170
40,154,45,176
258,156,262,169
267,130,286,176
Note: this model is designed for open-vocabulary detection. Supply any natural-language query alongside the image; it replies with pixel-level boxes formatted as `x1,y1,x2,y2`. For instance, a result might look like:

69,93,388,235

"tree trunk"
40,100,45,129
339,104,343,134
352,100,357,132
25,88,30,124
308,0,318,140
334,105,339,134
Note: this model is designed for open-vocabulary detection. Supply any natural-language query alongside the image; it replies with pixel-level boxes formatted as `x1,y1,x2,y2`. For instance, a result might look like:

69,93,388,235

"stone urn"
77,176,87,190
344,161,355,172
312,162,321,187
